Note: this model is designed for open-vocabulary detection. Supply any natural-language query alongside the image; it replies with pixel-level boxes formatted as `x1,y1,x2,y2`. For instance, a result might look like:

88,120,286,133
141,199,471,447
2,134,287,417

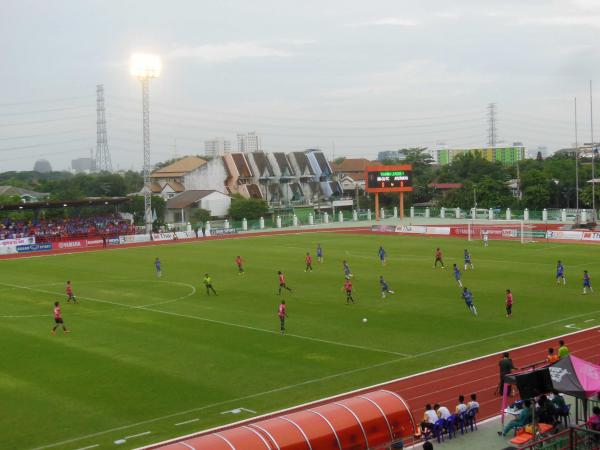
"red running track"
144,326,600,449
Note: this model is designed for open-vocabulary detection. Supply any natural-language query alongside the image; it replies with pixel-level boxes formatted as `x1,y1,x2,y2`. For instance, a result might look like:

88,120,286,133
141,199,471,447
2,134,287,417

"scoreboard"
365,165,413,193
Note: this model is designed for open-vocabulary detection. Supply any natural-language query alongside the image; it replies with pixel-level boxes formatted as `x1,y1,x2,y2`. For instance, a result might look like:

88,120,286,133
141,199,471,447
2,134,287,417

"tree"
228,195,268,220
190,208,211,225
121,195,166,226
333,156,346,165
522,185,550,210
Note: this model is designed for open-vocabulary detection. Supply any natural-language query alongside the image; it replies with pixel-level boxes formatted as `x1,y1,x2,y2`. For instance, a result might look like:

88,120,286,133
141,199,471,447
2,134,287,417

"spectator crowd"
0,216,134,241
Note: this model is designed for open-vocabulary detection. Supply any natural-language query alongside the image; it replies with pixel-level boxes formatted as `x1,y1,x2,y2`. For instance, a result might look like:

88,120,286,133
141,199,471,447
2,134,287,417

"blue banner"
16,243,53,253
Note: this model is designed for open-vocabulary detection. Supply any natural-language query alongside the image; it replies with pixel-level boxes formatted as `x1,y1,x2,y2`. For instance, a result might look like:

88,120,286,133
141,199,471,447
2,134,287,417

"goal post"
467,220,536,244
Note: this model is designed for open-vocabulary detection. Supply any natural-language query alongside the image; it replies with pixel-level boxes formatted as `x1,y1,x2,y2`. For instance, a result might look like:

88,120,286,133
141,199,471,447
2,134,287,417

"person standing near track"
51,301,69,335
278,300,287,334
558,340,570,359
498,352,516,396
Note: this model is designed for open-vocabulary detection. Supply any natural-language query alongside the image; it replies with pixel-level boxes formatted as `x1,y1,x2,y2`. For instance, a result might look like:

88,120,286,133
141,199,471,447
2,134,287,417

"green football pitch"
1,232,599,450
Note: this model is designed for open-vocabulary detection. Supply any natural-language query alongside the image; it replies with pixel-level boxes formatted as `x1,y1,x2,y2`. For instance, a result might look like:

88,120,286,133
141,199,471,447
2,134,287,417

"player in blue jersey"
343,260,353,279
556,261,566,285
583,270,593,294
155,257,162,278
316,244,323,263
463,249,474,271
461,287,478,316
378,245,386,266
379,275,395,298
453,264,463,288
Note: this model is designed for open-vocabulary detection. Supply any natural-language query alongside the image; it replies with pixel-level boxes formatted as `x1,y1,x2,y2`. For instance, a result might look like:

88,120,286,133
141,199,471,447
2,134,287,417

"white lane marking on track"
0,282,409,358
29,325,600,450
0,280,196,318
175,418,199,426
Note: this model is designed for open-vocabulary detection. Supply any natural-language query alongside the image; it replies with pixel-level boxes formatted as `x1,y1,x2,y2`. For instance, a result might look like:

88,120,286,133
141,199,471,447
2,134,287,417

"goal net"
466,221,536,244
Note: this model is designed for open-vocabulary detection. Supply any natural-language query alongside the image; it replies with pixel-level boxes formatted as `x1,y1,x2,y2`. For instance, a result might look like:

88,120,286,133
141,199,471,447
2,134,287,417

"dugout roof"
0,197,130,212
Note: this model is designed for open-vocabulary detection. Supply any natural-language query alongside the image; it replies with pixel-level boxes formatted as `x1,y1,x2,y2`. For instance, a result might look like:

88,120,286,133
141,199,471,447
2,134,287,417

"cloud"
351,17,420,27
434,12,460,20
280,38,317,46
325,60,494,99
513,15,600,27
167,42,291,63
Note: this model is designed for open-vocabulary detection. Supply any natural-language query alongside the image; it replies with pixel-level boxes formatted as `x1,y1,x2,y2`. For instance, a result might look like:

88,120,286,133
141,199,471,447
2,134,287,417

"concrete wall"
184,159,228,194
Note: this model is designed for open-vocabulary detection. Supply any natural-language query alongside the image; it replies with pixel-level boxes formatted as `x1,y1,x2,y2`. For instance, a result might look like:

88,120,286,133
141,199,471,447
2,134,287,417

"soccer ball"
362,318,368,323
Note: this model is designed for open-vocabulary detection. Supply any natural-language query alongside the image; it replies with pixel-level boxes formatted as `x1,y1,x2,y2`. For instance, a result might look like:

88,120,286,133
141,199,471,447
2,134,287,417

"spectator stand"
0,197,133,242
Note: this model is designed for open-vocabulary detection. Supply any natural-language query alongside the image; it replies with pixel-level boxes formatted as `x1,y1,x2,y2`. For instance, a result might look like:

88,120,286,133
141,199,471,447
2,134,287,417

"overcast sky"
1,0,599,172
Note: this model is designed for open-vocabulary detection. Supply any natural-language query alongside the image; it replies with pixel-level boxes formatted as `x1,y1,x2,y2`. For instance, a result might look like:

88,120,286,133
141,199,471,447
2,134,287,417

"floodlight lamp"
130,53,162,79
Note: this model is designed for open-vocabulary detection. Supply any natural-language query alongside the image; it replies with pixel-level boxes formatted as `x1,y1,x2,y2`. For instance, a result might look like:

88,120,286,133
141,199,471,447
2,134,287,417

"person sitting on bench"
499,400,532,437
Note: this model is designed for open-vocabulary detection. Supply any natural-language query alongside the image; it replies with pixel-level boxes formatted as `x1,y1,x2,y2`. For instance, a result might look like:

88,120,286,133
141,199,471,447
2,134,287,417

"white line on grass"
142,306,410,357
30,324,600,450
174,419,199,426
73,445,99,450
0,281,196,317
124,431,151,439
0,282,409,358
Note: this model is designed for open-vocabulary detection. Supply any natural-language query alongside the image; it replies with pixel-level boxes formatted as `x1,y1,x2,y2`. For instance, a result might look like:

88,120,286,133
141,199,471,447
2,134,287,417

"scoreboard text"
365,165,413,193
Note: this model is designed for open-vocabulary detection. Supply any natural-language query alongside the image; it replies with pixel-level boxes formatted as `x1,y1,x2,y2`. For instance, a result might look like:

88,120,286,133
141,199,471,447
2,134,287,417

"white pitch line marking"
73,445,99,450
220,407,256,415
585,319,595,323
564,323,581,330
31,324,600,450
124,431,151,439
0,282,408,358
175,418,200,426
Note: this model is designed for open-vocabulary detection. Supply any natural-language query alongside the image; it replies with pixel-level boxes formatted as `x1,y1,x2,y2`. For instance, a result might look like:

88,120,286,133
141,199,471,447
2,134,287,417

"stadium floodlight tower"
130,53,162,233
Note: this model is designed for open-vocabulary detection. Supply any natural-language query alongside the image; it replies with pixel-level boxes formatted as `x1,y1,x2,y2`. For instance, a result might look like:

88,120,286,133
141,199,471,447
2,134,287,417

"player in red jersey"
277,271,292,294
304,252,313,272
505,289,513,318
66,281,77,303
278,300,288,334
343,279,355,304
433,247,445,269
235,256,244,275
52,301,69,334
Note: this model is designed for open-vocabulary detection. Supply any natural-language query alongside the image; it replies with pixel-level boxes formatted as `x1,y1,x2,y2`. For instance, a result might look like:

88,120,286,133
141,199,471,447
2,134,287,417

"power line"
0,137,91,152
0,104,91,117
106,95,484,124
0,95,95,107
0,114,95,128
0,129,90,142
